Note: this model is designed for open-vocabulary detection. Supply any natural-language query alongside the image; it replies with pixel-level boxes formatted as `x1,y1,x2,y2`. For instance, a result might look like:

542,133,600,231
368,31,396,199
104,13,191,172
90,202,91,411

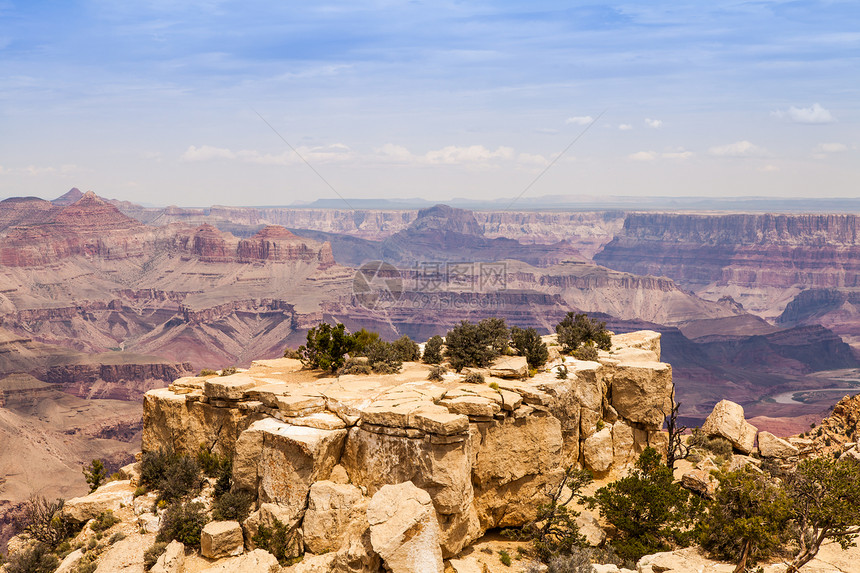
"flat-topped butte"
142,330,672,558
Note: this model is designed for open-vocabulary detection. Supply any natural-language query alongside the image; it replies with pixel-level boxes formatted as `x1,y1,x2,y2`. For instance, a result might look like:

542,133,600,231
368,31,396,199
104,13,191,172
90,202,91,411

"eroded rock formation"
141,331,672,561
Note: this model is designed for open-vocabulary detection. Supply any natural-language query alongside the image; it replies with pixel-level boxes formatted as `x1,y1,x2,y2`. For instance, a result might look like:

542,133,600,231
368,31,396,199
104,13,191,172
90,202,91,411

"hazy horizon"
2,1,858,206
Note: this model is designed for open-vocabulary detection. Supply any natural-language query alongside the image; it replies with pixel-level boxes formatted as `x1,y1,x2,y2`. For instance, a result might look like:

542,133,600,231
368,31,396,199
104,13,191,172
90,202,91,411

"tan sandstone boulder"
702,400,757,454
609,362,672,429
302,480,364,554
64,481,134,523
758,431,799,458
150,540,185,573
198,548,281,573
583,427,614,473
201,520,244,559
367,481,444,573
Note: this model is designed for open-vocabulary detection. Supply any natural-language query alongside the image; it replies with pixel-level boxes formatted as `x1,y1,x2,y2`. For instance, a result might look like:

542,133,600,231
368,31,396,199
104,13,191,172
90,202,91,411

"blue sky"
1,0,858,206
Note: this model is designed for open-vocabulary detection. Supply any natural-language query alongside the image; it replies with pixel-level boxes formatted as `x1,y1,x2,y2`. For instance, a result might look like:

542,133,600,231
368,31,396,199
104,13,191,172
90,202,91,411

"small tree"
477,318,510,354
700,467,792,573
784,456,860,572
352,328,380,354
392,335,420,362
83,459,108,493
511,326,549,370
591,447,704,562
664,383,688,470
364,339,403,374
444,320,499,372
422,335,444,364
508,466,593,561
297,322,358,372
17,496,70,548
555,312,611,354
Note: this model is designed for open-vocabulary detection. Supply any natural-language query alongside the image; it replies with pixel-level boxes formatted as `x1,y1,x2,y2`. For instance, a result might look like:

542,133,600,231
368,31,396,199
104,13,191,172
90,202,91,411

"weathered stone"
198,549,281,573
201,520,244,559
64,481,134,523
137,512,160,534
232,418,347,523
150,540,184,573
609,362,672,429
440,395,501,418
612,419,635,468
303,481,363,554
117,461,141,485
204,374,258,401
286,553,337,572
580,407,601,439
286,411,347,430
93,531,156,573
572,366,605,412
702,400,757,453
472,415,564,530
408,404,469,435
637,546,735,573
576,511,606,547
758,431,799,458
487,355,529,379
276,393,326,416
611,330,661,359
681,469,717,499
55,549,85,573
367,482,444,573
583,427,613,473
341,425,475,556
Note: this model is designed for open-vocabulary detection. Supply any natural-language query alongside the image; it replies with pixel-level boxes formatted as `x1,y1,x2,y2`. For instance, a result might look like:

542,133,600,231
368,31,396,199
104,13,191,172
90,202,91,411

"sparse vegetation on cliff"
297,322,359,372
444,319,509,371
511,326,549,369
422,335,444,364
82,459,108,493
555,312,611,354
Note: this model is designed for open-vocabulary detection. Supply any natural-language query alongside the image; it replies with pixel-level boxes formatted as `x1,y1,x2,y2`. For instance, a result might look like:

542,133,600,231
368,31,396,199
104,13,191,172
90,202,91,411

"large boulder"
575,511,606,547
701,400,757,454
367,482,444,573
609,362,672,429
758,431,799,458
487,355,528,379
201,521,244,559
583,427,613,473
233,418,347,524
150,540,185,573
64,481,134,523
681,469,717,499
302,481,364,554
198,549,280,573
472,414,564,530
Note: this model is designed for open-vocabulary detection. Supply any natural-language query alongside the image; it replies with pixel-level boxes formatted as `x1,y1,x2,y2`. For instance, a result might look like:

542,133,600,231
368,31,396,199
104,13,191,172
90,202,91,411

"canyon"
1,188,859,525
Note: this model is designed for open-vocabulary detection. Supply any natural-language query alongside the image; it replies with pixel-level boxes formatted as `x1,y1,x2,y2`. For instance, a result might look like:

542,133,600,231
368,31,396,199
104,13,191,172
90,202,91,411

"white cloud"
709,140,768,157
181,145,236,162
815,142,847,153
629,150,693,161
629,151,657,161
425,145,514,164
771,103,835,124
566,116,594,125
517,152,550,166
24,165,56,175
618,124,633,131
644,118,662,128
374,143,414,162
662,151,693,160
760,165,779,172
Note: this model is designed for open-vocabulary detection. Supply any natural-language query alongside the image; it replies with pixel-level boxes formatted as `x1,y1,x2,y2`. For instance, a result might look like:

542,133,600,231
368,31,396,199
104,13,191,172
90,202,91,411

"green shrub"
212,490,254,522
143,541,169,570
337,357,372,375
157,501,209,548
556,364,568,379
422,335,444,364
109,532,127,544
478,318,510,354
198,369,217,376
252,518,302,565
499,550,512,566
591,448,704,562
4,543,59,573
427,364,447,381
297,322,359,372
196,445,230,478
444,320,505,372
392,335,420,362
90,510,120,533
700,467,792,571
17,496,72,548
140,449,202,503
464,371,485,384
511,326,549,369
572,344,598,361
82,459,108,493
555,313,611,354
688,428,733,457
352,328,380,354
282,347,300,359
365,339,403,374
219,366,238,376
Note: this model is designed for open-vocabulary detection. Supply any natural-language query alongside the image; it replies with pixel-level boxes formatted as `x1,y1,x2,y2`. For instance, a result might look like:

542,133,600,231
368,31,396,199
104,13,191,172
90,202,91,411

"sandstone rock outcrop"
367,481,444,573
757,431,799,458
201,521,244,559
141,331,673,564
